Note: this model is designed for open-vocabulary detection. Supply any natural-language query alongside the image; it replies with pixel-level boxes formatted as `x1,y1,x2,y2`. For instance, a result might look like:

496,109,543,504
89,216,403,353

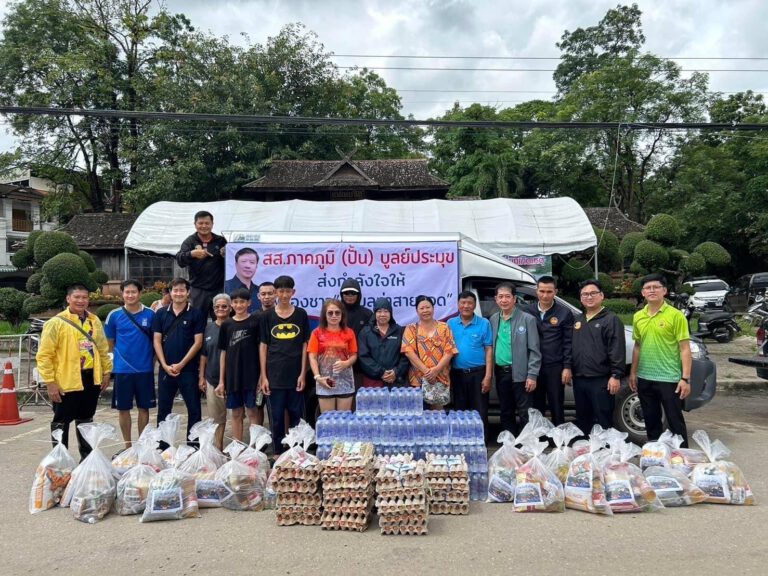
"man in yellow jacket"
37,284,112,459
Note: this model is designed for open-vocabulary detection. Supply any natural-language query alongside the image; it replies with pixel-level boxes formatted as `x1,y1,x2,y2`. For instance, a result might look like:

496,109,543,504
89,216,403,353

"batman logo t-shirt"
260,307,310,390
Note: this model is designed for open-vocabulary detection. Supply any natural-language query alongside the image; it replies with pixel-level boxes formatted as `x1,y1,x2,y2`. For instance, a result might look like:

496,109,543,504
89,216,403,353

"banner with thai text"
225,241,460,324
501,254,552,278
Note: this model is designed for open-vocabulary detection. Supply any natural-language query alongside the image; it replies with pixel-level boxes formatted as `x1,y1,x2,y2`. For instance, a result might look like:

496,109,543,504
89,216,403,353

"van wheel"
613,386,648,445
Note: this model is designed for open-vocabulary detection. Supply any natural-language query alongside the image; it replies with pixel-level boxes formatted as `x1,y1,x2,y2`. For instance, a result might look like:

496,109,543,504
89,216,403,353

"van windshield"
694,281,728,292
751,274,768,289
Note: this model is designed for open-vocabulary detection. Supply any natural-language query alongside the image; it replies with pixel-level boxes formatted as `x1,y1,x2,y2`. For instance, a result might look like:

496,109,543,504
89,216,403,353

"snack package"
564,431,612,515
29,429,77,514
178,424,226,508
603,441,664,513
514,440,565,513
159,414,183,464
639,430,676,470
112,425,165,476
691,430,755,505
669,435,708,476
237,424,272,480
60,422,120,523
545,422,582,484
643,466,707,507
114,438,165,515
140,467,200,522
215,441,266,511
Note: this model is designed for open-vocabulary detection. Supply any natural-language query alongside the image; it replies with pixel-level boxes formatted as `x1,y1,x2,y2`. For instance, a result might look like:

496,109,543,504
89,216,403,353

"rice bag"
60,422,120,523
545,422,582,484
639,430,676,470
178,423,226,508
603,441,664,513
237,424,272,480
215,441,266,511
112,425,165,476
159,413,183,464
140,467,200,522
691,430,755,505
643,466,706,507
28,429,77,514
564,432,612,515
514,440,564,513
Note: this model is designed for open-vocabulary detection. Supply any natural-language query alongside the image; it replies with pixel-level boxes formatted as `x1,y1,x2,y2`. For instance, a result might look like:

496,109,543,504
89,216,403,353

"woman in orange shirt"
308,298,358,413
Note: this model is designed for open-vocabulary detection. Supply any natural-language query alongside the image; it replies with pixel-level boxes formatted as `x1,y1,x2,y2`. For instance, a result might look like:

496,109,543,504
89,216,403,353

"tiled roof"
583,206,645,238
61,213,137,249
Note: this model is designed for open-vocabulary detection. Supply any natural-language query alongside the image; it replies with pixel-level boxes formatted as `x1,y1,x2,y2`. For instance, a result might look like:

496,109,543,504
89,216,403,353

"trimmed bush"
0,287,29,326
26,230,44,252
645,214,681,246
79,250,97,273
561,257,594,289
11,248,33,269
602,298,637,315
41,253,91,291
84,274,99,293
140,291,161,307
40,277,67,304
95,303,119,321
631,278,644,297
634,239,669,270
22,295,53,317
629,260,648,275
681,252,706,277
26,272,43,294
593,227,621,272
33,231,79,266
597,272,615,298
90,270,109,285
694,241,732,268
669,249,690,266
619,232,645,264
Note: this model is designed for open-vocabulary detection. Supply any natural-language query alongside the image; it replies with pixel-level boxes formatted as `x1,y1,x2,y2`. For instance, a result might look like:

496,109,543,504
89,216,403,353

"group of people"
36,210,693,460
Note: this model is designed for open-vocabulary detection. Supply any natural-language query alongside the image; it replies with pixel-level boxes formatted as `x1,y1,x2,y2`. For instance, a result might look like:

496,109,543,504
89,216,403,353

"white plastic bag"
639,430,676,470
29,429,77,514
603,441,664,513
514,440,565,513
216,441,266,511
669,435,708,476
60,422,120,523
545,422,582,484
188,418,227,468
159,413,183,465
237,424,272,480
140,467,200,522
691,430,755,505
643,466,707,507
178,421,226,508
112,425,165,476
114,435,165,515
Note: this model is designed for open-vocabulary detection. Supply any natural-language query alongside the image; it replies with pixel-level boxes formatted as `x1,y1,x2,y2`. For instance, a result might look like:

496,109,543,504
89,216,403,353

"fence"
0,333,49,407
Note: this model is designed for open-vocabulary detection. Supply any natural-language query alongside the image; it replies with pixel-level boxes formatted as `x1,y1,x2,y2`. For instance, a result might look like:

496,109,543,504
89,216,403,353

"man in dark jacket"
520,275,573,425
357,298,410,387
571,279,626,435
175,210,228,319
340,278,373,388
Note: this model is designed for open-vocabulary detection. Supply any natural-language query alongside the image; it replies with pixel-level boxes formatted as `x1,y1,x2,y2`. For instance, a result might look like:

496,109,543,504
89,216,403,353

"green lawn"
0,321,29,335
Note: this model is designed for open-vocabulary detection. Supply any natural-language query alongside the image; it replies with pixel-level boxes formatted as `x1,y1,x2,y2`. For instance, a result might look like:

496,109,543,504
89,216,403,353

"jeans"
157,371,202,443
494,366,533,436
267,388,305,454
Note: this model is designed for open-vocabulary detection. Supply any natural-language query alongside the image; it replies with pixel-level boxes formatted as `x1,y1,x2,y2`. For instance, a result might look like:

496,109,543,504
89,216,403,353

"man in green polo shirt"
629,273,692,446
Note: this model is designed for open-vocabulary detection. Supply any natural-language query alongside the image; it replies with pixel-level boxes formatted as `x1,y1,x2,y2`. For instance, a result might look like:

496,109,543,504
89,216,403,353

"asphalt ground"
1,387,766,576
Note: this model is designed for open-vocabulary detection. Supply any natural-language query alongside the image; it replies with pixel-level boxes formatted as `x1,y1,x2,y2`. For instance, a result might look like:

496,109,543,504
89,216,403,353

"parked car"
728,317,768,381
684,277,730,310
726,273,768,311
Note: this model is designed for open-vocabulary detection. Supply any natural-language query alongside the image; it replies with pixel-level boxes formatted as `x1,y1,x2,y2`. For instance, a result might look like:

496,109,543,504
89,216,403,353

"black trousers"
450,367,489,437
533,363,565,424
50,370,101,460
637,377,688,447
495,366,533,436
573,375,615,436
190,286,217,320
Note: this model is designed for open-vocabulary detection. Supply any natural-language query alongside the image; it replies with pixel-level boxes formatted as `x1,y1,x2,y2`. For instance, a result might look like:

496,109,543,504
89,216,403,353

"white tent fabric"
124,198,596,256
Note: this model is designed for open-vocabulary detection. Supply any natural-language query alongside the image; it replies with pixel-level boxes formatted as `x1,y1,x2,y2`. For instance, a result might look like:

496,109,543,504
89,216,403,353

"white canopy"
124,198,596,256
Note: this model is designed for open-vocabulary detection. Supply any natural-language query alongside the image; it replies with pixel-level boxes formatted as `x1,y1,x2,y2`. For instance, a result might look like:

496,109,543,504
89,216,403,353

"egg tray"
378,512,428,527
429,501,469,515
276,510,323,526
276,492,323,507
375,484,427,499
425,454,469,478
376,495,428,514
427,489,470,503
380,524,428,536
273,480,321,494
322,478,374,491
320,511,372,532
322,485,375,503
322,499,374,516
425,477,469,491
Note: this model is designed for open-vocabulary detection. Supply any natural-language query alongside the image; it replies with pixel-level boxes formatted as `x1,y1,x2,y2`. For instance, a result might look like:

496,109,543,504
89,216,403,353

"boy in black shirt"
215,288,261,442
259,275,310,454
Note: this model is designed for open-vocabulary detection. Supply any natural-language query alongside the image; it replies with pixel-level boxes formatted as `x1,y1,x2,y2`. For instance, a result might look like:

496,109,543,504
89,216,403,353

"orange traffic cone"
0,360,33,425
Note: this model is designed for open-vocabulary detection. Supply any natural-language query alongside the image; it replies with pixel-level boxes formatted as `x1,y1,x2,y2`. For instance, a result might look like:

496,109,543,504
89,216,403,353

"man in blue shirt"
152,277,206,442
447,291,493,436
105,279,156,449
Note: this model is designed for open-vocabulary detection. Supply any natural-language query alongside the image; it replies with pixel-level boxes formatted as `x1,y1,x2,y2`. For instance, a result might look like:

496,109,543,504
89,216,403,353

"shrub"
33,231,79,266
619,232,645,264
681,252,706,277
597,272,614,298
26,229,44,252
629,260,648,275
669,249,690,266
645,214,681,246
631,278,644,297
40,277,67,304
22,295,53,317
593,227,621,272
602,298,638,315
42,253,91,291
84,274,99,293
561,257,594,289
694,241,732,268
11,248,33,269
634,240,669,270
95,303,119,321
26,272,43,294
0,288,29,326
79,250,97,273
90,270,109,285
140,291,161,307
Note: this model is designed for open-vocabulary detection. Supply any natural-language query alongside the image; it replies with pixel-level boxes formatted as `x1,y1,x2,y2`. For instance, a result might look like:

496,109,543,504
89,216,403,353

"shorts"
111,372,156,410
318,391,355,400
226,388,258,410
205,383,227,425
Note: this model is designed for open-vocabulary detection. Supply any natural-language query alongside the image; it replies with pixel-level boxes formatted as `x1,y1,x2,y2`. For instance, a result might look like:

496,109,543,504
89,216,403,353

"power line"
332,54,768,61
338,66,768,73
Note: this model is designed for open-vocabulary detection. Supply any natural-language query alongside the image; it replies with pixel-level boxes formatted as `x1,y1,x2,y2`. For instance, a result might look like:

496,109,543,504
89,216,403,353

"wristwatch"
681,377,690,383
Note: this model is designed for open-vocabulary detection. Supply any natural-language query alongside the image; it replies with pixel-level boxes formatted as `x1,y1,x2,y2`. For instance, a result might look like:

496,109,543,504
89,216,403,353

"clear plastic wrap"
237,424,272,480
188,418,228,468
114,437,165,515
158,413,183,465
215,441,266,511
564,430,612,515
669,435,708,476
545,422,582,484
603,441,664,513
111,425,165,476
29,429,77,514
691,430,756,505
639,430,676,470
643,466,707,507
140,467,200,522
178,422,226,508
60,423,120,523
514,440,565,513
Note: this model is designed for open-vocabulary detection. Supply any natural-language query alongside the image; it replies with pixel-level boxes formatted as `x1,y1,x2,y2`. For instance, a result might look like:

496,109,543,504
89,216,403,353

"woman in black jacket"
357,298,410,387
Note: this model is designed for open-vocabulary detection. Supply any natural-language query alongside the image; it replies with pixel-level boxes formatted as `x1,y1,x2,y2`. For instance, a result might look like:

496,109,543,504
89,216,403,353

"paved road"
1,390,766,576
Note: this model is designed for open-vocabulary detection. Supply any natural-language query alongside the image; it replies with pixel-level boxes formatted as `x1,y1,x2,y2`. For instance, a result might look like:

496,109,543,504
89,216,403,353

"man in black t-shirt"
259,275,310,454
216,288,261,442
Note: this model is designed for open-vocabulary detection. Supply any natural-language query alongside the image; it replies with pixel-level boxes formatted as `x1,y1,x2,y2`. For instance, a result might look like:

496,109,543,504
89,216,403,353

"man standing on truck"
520,275,573,425
175,210,228,319
489,283,541,435
630,273,692,447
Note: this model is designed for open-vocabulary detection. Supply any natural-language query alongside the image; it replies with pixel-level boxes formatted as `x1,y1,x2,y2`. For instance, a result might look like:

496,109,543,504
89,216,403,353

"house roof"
244,159,448,191
583,206,645,238
0,183,46,202
61,213,138,249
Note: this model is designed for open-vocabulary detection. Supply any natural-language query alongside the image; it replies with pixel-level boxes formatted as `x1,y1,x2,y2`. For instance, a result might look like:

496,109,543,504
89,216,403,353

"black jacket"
340,278,373,336
175,232,228,292
520,301,573,368
571,307,626,379
357,322,410,384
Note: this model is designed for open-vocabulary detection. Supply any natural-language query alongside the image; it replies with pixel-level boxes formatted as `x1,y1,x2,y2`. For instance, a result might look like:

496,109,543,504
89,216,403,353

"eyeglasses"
580,291,601,298
213,304,230,309
327,310,342,316
643,285,664,291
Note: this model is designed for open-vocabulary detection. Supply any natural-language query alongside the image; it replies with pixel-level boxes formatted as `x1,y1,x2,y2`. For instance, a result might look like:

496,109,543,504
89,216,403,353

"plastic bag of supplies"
140,467,200,522
177,421,227,508
669,435,708,476
690,430,755,505
29,429,77,514
188,418,227,467
112,425,165,477
158,413,183,465
215,441,266,511
603,441,664,513
639,430,676,470
545,422,582,484
237,424,272,480
643,466,707,507
61,422,120,523
514,440,565,513
114,433,166,515
564,429,612,515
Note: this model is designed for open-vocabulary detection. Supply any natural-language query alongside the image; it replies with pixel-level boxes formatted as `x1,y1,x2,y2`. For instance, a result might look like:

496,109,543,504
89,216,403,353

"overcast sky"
1,0,767,153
